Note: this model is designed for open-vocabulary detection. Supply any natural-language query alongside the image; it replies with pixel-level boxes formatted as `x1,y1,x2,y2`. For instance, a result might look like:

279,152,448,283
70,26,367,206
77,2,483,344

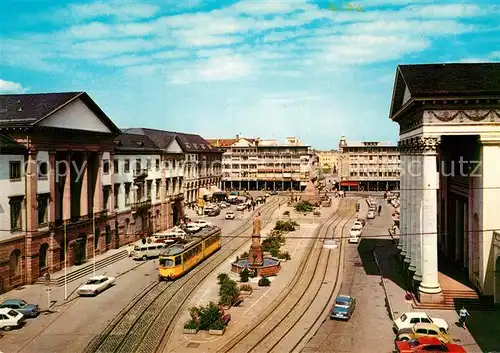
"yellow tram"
158,226,221,280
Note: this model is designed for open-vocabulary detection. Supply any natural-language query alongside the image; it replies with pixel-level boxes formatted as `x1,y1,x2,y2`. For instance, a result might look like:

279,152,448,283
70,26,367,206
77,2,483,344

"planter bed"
209,328,226,335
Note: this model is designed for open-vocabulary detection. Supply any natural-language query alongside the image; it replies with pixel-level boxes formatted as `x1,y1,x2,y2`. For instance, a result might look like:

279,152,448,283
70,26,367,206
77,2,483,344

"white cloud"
100,55,153,66
400,4,487,18
0,79,27,93
65,1,159,21
170,55,255,84
66,21,154,39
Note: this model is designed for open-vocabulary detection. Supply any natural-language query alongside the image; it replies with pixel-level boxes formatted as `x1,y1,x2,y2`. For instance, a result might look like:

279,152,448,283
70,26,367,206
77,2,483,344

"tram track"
216,198,356,353
81,197,283,353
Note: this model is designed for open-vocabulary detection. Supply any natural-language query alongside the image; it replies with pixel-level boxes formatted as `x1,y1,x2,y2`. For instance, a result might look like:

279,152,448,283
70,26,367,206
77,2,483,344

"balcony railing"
131,199,152,211
133,168,148,179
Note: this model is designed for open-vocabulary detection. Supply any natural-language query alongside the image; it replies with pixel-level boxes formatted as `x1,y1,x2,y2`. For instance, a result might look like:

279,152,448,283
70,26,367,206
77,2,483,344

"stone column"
109,153,115,211
409,151,418,273
93,152,103,212
404,152,413,266
48,152,56,223
413,152,423,282
25,150,38,282
80,152,89,217
418,136,443,303
63,153,71,220
398,152,406,255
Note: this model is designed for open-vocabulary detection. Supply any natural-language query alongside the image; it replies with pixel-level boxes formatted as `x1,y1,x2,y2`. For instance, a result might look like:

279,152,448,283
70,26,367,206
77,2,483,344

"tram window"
175,256,181,265
160,258,174,267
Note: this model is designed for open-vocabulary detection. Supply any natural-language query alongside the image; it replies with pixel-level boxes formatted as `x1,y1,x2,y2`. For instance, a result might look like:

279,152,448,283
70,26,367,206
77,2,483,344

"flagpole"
92,207,96,277
64,220,67,300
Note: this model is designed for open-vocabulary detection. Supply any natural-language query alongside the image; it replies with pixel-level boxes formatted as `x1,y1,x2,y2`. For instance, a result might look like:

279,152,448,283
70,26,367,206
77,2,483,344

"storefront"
339,180,359,191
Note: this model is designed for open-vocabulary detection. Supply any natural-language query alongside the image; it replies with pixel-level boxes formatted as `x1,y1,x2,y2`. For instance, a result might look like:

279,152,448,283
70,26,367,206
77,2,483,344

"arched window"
105,225,111,244
9,249,21,276
39,243,49,269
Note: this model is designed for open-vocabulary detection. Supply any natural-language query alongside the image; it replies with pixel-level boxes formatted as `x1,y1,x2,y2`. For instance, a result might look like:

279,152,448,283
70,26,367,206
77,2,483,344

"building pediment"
36,98,114,133
233,138,254,147
165,136,183,153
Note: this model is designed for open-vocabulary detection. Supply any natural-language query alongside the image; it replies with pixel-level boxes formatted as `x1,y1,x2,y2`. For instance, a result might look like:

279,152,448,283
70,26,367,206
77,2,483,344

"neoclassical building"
390,63,500,304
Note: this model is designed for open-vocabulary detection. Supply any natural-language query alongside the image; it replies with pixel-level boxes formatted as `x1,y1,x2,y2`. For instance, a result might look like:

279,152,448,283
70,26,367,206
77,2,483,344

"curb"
373,247,395,321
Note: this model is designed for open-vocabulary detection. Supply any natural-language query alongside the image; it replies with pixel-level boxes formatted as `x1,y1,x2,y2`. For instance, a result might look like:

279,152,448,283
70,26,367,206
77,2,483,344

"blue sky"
0,0,499,149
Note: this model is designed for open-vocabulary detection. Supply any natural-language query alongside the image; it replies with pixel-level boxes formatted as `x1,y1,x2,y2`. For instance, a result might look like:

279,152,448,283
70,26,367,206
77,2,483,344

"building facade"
124,128,223,208
315,149,339,173
207,135,316,191
0,93,218,293
337,136,400,191
390,63,500,304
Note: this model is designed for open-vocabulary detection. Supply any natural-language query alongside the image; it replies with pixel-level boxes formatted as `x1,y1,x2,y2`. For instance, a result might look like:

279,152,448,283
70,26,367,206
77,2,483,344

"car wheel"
3,326,12,331
93,291,97,296
142,255,148,261
400,337,409,341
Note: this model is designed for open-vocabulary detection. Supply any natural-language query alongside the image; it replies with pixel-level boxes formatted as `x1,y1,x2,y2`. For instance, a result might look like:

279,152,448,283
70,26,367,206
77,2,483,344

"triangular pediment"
233,138,253,147
166,137,183,153
36,98,113,133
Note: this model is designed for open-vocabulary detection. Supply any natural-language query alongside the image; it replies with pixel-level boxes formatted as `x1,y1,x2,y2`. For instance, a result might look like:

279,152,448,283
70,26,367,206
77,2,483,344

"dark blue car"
0,299,39,318
330,295,356,320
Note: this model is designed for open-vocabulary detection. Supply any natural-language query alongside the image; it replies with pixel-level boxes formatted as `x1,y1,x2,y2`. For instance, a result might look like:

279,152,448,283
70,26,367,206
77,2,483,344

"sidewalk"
374,202,484,353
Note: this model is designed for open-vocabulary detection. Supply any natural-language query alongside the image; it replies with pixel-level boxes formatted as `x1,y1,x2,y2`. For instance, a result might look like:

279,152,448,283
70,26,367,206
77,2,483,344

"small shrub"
240,284,253,292
258,276,271,287
210,320,226,330
184,320,198,329
240,251,249,258
219,275,240,306
217,273,229,284
199,302,224,330
249,268,258,278
283,210,290,216
274,220,295,232
295,201,314,212
239,268,250,283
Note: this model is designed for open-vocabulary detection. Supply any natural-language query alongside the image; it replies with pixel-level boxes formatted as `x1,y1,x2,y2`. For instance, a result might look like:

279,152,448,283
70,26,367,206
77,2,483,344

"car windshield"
336,299,349,306
159,258,174,267
8,310,19,317
18,300,27,308
400,314,407,322
86,279,101,285
134,246,142,251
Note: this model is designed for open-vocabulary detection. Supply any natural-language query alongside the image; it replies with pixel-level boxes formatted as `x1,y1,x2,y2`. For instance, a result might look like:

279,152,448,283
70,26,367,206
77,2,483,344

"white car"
348,226,362,243
393,312,449,332
191,220,212,228
0,308,25,331
225,211,235,219
236,204,246,211
367,211,375,219
185,224,201,233
77,275,116,296
353,221,363,228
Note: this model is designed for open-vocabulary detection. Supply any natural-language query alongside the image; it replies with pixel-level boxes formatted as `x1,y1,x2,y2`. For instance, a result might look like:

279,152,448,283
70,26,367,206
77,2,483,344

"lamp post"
64,220,67,300
92,207,96,277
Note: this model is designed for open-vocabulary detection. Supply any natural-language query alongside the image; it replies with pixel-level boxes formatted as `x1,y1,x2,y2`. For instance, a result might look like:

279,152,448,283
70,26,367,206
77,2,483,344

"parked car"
190,220,212,228
348,225,362,243
367,210,376,219
357,219,366,227
396,323,452,343
0,308,25,331
330,295,356,320
0,299,39,318
393,312,449,332
131,243,166,260
77,275,116,296
353,221,364,228
395,336,466,353
236,204,246,211
225,211,235,219
185,224,201,233
208,208,220,217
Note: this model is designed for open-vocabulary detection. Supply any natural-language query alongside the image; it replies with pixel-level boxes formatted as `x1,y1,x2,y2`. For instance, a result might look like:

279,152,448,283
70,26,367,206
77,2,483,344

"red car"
395,337,467,352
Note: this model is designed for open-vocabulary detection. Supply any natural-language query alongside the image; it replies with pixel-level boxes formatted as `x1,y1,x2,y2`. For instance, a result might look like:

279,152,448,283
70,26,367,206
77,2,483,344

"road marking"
243,287,272,317
291,238,303,258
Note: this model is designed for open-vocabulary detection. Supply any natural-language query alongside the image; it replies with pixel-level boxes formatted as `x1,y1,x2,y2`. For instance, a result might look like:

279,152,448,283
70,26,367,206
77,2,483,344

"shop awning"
340,181,359,187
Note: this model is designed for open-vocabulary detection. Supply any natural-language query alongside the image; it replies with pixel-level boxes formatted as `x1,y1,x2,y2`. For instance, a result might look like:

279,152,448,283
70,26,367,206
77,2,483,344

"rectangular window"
114,184,120,209
10,200,22,231
135,158,141,172
146,158,151,170
124,159,130,173
101,160,108,174
114,160,119,174
9,161,21,180
147,180,152,199
175,256,181,265
103,187,110,210
37,161,48,180
155,159,160,171
125,183,131,206
156,179,161,199
37,196,48,226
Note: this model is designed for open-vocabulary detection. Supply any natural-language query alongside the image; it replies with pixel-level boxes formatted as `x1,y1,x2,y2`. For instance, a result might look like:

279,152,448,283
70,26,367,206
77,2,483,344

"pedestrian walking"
459,306,470,329
378,205,382,216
